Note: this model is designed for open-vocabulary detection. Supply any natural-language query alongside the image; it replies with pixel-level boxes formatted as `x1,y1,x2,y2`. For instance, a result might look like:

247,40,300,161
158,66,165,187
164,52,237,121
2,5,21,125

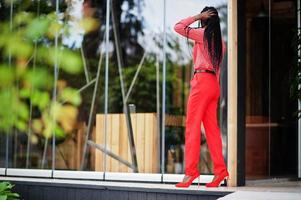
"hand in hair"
194,10,216,21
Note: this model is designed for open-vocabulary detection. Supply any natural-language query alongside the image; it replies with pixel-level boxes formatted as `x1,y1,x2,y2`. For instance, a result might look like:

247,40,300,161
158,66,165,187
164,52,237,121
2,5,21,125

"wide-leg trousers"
184,72,227,176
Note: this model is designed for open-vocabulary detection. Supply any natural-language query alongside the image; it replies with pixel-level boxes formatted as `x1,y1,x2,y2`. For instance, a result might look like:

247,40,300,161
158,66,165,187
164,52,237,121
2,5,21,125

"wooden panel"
90,126,96,170
152,113,159,172
95,113,159,173
119,114,128,172
144,114,152,173
95,115,104,171
111,114,120,172
136,113,145,172
106,114,112,171
228,0,238,187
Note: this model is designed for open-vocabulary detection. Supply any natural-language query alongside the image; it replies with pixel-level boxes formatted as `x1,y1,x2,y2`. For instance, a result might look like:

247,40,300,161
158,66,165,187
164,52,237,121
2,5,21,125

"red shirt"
174,16,226,81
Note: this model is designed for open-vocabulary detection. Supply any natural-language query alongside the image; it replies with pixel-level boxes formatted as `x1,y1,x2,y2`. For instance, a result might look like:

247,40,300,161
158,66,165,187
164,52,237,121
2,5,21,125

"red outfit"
174,16,227,176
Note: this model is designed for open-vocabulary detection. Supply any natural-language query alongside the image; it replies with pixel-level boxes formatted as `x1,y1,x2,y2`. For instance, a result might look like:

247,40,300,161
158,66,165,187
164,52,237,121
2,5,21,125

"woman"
173,7,229,188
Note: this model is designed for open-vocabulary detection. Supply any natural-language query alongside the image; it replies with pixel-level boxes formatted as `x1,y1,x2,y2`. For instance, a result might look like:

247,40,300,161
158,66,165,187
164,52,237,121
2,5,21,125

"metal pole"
297,0,301,178
124,52,147,102
26,0,40,169
51,0,60,177
80,46,90,84
80,34,105,170
268,0,271,177
156,53,161,174
103,0,111,180
161,0,167,180
111,0,138,172
5,0,14,175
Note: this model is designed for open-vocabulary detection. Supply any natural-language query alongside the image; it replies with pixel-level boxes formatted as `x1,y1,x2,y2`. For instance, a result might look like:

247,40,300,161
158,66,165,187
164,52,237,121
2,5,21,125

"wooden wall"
95,113,160,173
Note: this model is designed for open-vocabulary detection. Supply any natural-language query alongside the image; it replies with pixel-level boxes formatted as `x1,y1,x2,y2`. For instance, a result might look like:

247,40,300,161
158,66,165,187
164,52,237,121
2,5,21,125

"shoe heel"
224,176,229,186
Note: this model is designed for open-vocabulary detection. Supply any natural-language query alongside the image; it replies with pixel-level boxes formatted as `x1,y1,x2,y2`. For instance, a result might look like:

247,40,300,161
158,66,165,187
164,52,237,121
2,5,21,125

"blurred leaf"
30,134,38,145
25,17,50,40
17,101,29,121
23,68,53,89
54,125,65,138
46,21,63,39
0,182,8,192
52,104,78,133
0,66,14,87
58,49,82,74
42,112,53,138
15,119,27,132
5,37,33,58
79,17,100,33
32,119,43,134
59,87,81,105
19,88,31,98
39,47,82,74
31,91,50,110
0,195,6,200
0,89,17,132
14,11,34,27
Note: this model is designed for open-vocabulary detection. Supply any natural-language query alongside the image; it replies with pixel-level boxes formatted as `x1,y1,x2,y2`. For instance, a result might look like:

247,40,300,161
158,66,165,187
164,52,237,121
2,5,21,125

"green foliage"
109,54,181,113
0,10,90,138
0,182,20,200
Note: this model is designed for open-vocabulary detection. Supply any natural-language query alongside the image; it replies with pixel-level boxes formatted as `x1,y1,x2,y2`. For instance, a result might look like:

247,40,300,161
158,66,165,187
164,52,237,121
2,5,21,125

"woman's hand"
194,10,216,21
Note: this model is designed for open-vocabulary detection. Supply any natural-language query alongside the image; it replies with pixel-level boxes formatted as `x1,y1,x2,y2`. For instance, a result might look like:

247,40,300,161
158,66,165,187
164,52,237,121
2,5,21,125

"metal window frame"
104,172,162,182
53,170,104,180
0,168,5,175
297,0,301,179
2,168,214,184
1,0,226,184
6,168,52,178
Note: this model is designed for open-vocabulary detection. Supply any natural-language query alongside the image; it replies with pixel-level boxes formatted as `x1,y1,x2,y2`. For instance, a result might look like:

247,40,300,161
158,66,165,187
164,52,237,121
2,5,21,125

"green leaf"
15,119,27,132
59,87,82,106
0,182,8,192
0,195,7,200
32,119,43,134
5,37,33,58
7,192,19,198
13,12,34,26
0,67,14,87
19,88,31,98
54,125,65,138
31,91,50,110
58,49,83,74
24,68,53,89
25,17,50,40
16,102,29,121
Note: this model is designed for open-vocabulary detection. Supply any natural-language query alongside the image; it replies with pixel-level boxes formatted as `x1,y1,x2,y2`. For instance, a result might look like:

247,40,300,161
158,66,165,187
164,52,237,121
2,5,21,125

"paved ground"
219,178,301,200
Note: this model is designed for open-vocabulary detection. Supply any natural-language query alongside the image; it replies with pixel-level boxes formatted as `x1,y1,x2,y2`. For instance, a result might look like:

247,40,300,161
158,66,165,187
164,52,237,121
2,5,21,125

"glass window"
0,0,229,181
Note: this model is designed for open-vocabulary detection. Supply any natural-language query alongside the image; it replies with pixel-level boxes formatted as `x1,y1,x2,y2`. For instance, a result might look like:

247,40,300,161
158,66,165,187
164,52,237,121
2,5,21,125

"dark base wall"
11,181,231,200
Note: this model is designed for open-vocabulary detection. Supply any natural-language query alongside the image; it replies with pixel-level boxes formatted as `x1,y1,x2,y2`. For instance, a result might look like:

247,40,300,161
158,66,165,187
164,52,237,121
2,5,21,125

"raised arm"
174,11,216,42
173,16,204,43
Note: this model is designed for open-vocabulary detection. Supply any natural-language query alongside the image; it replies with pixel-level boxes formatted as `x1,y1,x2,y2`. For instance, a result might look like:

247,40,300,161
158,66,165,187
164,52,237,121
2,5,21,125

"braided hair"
200,6,223,71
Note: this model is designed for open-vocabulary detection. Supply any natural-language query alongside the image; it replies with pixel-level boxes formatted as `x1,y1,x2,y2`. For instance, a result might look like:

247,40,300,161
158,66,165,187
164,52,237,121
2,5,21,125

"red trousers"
184,72,227,176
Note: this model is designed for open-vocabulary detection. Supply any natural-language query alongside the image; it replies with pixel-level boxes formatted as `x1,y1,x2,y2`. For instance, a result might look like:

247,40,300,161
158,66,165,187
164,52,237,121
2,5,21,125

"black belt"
193,69,216,75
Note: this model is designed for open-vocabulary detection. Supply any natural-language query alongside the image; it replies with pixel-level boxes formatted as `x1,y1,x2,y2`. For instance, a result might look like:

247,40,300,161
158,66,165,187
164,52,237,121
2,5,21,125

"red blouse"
174,16,226,82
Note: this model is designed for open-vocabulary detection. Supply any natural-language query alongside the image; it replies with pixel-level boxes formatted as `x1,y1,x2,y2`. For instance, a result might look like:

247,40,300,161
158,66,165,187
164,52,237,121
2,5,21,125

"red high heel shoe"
205,170,229,187
175,173,200,188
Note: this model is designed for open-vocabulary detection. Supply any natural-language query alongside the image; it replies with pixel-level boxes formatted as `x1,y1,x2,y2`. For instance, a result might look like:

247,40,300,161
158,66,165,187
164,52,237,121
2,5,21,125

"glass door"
245,0,299,180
